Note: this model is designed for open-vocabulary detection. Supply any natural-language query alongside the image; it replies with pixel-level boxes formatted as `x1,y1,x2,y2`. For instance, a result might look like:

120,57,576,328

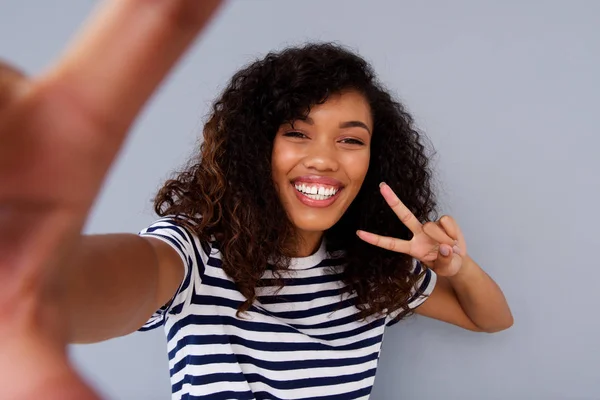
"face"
271,90,373,244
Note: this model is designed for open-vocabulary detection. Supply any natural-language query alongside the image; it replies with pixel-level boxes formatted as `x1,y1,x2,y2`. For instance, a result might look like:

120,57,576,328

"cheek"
270,141,285,177
345,152,370,186
271,143,299,209
271,141,296,181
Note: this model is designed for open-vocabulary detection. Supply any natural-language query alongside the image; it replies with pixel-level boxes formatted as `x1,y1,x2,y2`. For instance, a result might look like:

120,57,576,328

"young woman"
0,1,512,399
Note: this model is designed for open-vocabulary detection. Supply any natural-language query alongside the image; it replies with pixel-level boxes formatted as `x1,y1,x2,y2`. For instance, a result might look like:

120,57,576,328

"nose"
302,141,339,172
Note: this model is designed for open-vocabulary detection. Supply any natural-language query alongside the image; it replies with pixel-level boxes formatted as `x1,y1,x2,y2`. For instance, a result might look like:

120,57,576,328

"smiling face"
271,90,373,253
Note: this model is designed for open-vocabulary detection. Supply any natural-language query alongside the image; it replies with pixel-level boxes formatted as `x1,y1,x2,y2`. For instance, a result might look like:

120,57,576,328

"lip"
290,182,343,208
290,175,344,189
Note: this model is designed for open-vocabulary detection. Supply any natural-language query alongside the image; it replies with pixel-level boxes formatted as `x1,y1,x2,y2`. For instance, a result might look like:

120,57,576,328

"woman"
0,1,512,399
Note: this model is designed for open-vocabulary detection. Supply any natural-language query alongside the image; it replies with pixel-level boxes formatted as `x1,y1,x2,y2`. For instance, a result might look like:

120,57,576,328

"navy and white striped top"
138,218,436,400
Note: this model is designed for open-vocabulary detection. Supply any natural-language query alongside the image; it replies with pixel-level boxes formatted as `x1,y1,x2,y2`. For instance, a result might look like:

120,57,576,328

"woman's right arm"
0,1,223,398
58,234,184,344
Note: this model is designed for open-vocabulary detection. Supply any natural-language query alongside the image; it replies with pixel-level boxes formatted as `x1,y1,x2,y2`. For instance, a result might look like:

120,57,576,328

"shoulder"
139,216,215,261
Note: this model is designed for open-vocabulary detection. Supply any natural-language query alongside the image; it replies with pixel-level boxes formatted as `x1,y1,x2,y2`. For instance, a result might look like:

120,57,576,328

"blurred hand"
0,1,223,398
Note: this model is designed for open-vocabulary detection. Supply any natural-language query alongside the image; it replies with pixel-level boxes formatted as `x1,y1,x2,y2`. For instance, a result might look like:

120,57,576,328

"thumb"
0,60,29,112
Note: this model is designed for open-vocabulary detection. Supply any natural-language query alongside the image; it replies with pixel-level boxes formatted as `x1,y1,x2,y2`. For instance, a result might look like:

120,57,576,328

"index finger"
379,182,423,234
41,0,223,135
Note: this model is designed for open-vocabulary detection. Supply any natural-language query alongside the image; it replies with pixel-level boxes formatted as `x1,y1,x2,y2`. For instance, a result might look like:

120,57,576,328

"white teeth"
294,183,339,200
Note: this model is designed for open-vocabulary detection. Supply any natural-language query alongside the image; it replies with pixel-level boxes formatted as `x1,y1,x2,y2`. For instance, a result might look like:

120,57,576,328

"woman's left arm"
357,182,513,333
415,256,513,333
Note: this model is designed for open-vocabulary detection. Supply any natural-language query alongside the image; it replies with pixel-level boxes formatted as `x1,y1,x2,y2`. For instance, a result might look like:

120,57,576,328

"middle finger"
422,221,455,246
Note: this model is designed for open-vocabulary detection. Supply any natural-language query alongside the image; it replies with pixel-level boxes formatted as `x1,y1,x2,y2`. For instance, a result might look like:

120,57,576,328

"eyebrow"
300,116,372,135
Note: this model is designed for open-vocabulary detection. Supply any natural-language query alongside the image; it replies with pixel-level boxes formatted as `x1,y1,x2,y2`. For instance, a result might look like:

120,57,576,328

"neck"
292,230,324,257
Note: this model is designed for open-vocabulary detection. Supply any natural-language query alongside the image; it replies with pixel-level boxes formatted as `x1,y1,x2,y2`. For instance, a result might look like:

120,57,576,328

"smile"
290,182,344,208
294,183,338,200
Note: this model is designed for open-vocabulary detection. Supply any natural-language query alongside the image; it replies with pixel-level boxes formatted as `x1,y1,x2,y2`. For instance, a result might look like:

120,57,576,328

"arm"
59,234,184,344
0,1,223,398
415,255,513,333
357,183,513,333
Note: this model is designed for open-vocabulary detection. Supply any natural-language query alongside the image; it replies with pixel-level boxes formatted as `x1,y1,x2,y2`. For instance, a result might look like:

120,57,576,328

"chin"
290,215,340,233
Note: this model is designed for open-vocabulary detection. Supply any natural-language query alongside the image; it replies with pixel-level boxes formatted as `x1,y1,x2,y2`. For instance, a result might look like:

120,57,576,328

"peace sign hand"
357,183,468,277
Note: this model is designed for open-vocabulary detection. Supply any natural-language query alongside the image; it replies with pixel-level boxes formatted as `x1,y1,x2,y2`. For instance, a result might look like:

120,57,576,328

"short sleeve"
137,218,198,331
385,259,437,327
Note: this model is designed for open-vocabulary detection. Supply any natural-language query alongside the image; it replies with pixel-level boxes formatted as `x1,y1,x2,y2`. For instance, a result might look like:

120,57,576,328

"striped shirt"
138,218,437,400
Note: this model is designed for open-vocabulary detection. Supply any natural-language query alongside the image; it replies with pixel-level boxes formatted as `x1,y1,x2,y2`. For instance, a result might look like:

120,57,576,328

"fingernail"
379,182,386,188
440,246,450,256
453,245,461,255
357,230,375,241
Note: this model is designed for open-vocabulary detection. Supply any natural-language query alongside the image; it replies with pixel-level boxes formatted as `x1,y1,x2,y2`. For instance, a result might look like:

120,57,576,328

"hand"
356,182,468,277
0,1,222,399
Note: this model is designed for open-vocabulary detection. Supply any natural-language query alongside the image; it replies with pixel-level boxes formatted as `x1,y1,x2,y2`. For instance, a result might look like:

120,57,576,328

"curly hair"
155,42,438,322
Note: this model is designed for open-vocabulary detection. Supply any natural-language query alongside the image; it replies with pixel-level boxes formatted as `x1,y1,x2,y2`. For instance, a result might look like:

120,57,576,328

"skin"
271,92,513,335
0,1,224,398
0,1,512,398
358,184,513,333
271,90,373,257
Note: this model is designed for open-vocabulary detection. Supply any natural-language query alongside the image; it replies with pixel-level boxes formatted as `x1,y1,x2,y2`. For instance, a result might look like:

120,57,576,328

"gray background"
1,0,598,399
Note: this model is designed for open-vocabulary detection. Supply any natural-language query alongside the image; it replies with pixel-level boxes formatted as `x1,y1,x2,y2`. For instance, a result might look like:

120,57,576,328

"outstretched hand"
0,1,223,399
357,182,468,277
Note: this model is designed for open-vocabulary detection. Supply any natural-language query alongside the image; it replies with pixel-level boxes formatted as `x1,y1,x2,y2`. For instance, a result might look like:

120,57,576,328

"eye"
283,131,308,139
340,138,365,146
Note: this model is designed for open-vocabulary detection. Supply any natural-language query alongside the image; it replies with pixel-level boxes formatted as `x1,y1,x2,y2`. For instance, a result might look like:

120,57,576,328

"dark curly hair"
155,42,438,322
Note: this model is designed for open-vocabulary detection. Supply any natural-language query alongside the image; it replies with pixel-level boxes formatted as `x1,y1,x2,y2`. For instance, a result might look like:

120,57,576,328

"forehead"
299,90,373,128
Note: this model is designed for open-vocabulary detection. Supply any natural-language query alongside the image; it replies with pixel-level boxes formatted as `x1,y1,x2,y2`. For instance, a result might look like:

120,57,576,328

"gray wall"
1,1,598,399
